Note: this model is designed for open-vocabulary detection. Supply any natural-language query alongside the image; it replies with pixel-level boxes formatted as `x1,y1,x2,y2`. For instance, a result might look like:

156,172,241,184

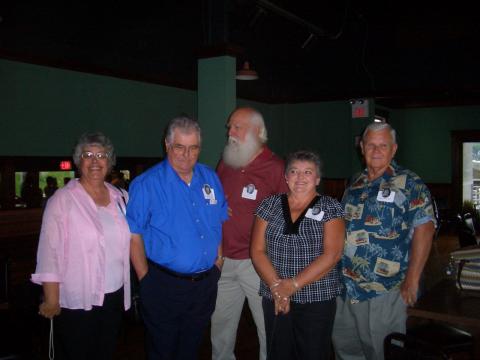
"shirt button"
200,235,204,239
192,202,196,206
196,219,200,223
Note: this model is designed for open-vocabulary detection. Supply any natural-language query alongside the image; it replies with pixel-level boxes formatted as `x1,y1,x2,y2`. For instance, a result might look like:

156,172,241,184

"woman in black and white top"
251,150,345,360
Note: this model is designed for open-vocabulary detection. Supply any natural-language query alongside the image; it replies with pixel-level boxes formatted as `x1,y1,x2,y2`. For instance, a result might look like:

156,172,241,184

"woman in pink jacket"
32,132,131,360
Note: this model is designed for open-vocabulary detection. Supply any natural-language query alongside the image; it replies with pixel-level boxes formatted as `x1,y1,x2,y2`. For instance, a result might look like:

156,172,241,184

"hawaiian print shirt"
340,161,436,302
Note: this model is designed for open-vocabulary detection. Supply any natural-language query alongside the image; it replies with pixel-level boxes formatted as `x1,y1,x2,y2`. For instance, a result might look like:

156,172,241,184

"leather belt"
147,259,212,282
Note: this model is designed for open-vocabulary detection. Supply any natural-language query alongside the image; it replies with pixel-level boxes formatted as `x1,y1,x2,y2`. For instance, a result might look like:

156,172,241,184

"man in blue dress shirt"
127,116,228,360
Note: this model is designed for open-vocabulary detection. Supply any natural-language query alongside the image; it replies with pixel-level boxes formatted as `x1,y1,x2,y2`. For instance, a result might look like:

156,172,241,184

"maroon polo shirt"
217,147,289,259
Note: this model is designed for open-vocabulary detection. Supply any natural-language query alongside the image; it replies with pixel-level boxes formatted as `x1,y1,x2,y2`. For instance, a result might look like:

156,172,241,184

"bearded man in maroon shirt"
211,107,288,360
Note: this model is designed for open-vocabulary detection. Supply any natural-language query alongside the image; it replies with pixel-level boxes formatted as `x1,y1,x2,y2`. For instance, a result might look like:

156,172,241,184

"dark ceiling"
1,1,480,108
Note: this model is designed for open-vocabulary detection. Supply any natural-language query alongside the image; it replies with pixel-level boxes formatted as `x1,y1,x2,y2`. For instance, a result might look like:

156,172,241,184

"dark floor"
0,231,476,359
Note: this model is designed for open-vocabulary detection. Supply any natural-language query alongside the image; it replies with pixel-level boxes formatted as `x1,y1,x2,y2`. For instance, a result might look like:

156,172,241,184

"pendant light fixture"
236,61,259,80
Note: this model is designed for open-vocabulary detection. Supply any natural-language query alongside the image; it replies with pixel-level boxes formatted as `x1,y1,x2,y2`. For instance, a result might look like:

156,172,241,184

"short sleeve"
212,172,229,223
126,178,150,235
318,196,345,223
255,195,278,222
409,182,437,229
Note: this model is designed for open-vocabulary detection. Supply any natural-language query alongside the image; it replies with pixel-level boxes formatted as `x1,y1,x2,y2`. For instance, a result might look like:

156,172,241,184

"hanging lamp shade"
236,61,259,80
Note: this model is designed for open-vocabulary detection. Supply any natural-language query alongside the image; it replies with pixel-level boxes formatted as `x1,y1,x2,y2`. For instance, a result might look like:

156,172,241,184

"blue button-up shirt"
127,159,228,273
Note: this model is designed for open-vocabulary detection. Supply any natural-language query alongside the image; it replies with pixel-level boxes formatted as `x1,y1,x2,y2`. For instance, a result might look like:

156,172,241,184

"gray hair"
165,115,202,145
72,132,116,169
285,150,322,178
247,108,268,144
361,122,397,144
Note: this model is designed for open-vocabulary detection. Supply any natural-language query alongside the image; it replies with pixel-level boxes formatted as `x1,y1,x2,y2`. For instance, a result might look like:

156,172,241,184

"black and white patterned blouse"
255,193,344,303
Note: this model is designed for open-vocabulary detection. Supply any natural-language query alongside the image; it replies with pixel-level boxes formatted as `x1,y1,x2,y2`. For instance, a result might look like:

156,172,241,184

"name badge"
202,184,216,201
241,184,257,200
377,189,395,202
305,208,324,221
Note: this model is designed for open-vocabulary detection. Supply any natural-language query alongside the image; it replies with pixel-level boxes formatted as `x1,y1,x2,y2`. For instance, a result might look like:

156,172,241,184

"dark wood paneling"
320,178,347,201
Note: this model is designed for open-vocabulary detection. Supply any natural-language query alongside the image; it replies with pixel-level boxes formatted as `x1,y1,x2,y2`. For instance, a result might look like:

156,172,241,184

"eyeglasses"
80,151,110,160
171,144,200,155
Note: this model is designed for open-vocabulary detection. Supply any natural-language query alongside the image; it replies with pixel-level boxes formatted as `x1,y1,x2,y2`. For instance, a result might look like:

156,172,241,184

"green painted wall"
390,106,480,183
0,59,196,158
3,59,480,184
279,101,354,179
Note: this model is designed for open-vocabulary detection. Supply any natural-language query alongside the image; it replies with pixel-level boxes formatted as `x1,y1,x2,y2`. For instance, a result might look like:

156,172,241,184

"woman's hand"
39,301,61,319
40,282,61,319
271,278,298,315
272,278,297,299
273,295,291,315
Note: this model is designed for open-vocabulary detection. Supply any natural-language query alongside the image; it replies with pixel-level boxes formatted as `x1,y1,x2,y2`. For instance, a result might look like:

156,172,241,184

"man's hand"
400,278,419,306
215,256,225,270
401,221,435,306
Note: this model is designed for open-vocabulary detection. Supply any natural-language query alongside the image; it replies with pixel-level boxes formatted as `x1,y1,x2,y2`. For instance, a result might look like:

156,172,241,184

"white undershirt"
97,205,124,293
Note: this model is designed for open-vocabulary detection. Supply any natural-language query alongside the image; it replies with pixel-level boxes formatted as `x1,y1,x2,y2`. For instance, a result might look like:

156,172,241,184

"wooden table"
407,278,480,356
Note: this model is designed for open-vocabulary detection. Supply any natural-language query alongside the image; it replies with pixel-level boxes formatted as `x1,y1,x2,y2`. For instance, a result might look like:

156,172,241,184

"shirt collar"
353,160,399,187
163,158,199,185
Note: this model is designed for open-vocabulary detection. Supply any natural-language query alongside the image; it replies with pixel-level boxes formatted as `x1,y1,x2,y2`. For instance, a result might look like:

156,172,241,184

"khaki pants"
211,258,267,360
332,289,407,360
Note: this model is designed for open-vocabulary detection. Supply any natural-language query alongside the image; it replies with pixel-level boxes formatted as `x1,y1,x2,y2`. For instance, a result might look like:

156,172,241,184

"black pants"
139,264,221,360
263,297,336,360
54,287,124,360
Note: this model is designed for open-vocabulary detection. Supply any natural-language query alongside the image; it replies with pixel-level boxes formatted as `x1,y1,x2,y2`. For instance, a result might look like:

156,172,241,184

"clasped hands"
270,278,298,315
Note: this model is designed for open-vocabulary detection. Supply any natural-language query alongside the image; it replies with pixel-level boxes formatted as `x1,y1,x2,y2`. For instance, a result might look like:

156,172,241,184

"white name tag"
377,190,395,203
202,184,216,201
241,184,257,200
305,208,324,221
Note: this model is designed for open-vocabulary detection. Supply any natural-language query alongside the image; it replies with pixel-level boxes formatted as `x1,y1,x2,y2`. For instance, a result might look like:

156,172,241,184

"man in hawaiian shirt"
332,122,436,360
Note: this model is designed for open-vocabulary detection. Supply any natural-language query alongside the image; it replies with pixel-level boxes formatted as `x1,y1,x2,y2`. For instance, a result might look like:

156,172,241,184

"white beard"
222,133,262,169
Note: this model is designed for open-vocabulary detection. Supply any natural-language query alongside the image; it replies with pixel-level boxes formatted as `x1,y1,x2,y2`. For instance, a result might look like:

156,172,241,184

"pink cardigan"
31,179,131,310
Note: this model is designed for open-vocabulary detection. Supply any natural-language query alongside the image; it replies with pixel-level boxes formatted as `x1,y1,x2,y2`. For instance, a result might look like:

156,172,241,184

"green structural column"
197,55,237,167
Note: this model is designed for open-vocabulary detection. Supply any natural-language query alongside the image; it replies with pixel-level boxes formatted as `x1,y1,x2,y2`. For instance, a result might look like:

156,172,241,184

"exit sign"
60,160,72,170
351,99,369,118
